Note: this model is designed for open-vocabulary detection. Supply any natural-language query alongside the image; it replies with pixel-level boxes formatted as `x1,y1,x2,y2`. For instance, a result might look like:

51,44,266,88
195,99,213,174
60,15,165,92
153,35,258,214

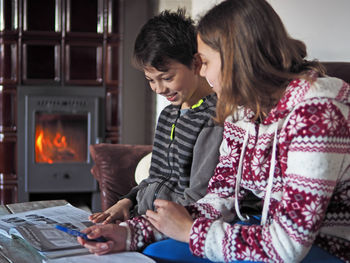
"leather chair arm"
90,143,152,211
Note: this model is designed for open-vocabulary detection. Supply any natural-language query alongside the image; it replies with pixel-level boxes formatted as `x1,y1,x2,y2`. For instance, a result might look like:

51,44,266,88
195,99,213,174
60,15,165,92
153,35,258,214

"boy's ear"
193,53,202,74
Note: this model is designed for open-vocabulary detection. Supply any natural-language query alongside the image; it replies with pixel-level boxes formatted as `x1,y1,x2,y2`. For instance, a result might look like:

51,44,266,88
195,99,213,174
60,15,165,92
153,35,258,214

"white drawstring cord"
261,126,278,225
234,127,250,222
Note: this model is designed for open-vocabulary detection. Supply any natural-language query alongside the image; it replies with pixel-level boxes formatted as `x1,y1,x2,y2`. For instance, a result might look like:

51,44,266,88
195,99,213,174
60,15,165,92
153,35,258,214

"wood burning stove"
17,86,105,210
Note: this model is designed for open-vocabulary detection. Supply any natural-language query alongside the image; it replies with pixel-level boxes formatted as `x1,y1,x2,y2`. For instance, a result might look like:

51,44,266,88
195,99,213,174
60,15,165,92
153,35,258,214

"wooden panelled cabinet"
0,0,123,204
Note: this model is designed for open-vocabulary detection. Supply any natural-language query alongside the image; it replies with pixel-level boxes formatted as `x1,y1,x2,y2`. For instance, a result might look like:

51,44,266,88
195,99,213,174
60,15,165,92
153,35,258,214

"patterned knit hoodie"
123,76,350,262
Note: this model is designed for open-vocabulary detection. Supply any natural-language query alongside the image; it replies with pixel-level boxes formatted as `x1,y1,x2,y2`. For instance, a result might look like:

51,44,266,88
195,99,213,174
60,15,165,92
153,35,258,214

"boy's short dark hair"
133,9,196,71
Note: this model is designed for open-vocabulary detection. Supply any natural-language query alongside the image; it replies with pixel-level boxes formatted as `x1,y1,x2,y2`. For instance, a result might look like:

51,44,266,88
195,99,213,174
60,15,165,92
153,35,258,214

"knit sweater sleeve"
188,98,350,262
121,215,167,251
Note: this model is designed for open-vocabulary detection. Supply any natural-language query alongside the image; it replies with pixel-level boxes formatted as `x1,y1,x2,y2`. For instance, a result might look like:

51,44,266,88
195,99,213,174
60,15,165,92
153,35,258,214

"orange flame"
35,125,77,163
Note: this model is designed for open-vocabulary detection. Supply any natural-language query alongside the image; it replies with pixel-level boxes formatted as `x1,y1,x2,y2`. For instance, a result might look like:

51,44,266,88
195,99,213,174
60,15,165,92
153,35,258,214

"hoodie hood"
263,77,350,125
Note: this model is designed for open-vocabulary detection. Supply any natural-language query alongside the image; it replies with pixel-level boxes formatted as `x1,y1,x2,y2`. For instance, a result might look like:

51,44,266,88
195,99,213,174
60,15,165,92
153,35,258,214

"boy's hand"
77,223,127,255
89,198,133,224
146,199,193,243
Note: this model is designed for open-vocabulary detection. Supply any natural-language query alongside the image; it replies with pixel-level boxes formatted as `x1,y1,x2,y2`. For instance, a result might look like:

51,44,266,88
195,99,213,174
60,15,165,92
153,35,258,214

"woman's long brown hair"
198,0,324,124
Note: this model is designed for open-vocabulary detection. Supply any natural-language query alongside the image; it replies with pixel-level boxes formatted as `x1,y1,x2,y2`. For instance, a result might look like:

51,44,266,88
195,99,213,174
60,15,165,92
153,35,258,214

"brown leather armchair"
90,62,350,212
322,62,350,83
90,144,152,211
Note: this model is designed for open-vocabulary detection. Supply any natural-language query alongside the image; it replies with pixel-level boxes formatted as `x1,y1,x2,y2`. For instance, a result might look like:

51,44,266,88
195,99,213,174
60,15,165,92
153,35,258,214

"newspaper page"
0,204,92,251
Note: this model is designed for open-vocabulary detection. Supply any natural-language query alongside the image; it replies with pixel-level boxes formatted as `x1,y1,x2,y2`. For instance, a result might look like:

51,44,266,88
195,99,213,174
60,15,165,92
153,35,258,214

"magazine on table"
5,199,69,214
0,203,92,256
0,201,156,262
0,200,69,216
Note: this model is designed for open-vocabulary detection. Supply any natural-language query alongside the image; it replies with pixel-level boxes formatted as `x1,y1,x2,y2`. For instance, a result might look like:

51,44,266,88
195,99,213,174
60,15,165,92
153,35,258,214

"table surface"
0,200,70,263
0,234,43,263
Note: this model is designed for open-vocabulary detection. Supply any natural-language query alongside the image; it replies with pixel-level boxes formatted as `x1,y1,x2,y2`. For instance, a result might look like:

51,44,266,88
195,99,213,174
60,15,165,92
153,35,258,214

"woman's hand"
89,198,133,224
77,223,128,255
146,199,193,243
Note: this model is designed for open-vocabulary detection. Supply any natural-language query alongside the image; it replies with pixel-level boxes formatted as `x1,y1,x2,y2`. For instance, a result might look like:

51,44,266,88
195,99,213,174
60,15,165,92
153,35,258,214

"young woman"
78,1,349,262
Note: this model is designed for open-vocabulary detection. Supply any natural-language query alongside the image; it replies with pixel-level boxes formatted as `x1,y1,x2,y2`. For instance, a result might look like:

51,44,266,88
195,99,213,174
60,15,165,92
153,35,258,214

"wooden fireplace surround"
0,0,123,204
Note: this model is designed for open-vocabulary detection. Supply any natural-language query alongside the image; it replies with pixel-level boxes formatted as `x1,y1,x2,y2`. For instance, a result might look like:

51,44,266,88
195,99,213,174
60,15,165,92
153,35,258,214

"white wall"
158,0,191,11
192,0,350,61
267,0,350,62
156,0,350,118
191,0,221,21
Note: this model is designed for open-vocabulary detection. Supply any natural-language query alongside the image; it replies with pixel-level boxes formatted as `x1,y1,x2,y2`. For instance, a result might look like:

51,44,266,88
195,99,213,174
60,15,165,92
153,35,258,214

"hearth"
17,86,105,211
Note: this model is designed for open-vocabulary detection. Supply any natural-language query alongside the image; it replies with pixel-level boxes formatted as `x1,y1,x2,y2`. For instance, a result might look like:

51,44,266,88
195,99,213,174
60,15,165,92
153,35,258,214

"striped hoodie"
124,92,223,215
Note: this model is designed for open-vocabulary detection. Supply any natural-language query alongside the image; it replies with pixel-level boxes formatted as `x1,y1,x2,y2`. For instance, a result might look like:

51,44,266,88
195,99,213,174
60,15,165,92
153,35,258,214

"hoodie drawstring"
261,126,278,225
234,122,279,225
234,126,250,222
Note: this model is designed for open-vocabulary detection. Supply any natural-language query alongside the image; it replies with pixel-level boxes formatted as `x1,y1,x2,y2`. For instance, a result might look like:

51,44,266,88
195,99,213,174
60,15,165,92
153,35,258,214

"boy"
89,9,223,223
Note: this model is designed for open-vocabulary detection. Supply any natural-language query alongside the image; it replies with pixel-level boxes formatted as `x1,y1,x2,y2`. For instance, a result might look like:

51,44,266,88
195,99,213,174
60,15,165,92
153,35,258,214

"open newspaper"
0,203,92,257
